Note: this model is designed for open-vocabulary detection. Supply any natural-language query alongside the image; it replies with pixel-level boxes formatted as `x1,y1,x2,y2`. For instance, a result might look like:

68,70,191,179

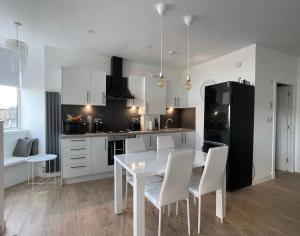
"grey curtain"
45,92,60,173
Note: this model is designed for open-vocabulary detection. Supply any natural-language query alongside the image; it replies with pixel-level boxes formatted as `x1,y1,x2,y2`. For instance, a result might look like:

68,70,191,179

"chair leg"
198,196,201,234
125,181,128,209
176,201,179,216
158,207,162,236
186,198,191,235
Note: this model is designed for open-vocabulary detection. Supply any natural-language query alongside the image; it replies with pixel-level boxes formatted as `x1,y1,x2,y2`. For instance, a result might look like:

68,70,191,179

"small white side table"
25,154,57,185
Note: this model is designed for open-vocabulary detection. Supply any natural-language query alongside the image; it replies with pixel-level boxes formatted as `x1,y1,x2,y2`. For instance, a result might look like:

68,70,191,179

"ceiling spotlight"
168,50,177,55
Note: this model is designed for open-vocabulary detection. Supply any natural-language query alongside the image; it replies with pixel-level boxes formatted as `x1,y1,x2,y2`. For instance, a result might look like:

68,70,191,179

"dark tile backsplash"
61,100,140,131
62,101,196,131
160,107,195,129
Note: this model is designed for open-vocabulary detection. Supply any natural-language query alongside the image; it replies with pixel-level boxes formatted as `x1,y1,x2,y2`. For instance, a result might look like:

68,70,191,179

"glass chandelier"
5,22,28,72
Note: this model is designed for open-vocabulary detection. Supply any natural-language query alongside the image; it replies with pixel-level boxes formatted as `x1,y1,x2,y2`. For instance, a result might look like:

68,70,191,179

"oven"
107,134,135,166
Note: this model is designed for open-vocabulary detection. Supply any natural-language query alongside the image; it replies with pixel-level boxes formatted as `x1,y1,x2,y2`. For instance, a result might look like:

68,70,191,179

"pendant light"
184,15,194,91
5,21,28,73
156,3,167,88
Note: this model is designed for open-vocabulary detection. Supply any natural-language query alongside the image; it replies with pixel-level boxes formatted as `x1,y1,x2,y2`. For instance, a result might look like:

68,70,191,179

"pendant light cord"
187,25,190,78
16,23,19,41
160,15,163,74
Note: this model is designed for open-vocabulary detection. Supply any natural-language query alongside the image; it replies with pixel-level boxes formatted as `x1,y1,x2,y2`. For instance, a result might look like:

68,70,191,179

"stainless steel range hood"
106,56,134,100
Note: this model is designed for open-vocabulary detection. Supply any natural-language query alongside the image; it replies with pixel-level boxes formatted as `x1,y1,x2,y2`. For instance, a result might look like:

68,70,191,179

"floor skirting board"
252,174,273,185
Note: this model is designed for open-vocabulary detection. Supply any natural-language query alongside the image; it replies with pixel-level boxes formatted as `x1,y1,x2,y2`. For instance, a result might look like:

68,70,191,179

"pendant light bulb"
184,15,194,91
156,3,167,88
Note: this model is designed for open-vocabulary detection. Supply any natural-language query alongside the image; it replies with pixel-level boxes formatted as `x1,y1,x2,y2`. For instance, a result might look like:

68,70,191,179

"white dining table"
114,148,226,236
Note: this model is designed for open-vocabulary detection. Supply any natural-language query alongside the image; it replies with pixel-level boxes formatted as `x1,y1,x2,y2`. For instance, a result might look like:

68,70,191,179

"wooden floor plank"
3,171,300,236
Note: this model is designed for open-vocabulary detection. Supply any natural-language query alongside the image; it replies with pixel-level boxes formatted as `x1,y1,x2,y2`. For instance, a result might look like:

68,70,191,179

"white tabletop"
115,148,206,177
25,154,57,163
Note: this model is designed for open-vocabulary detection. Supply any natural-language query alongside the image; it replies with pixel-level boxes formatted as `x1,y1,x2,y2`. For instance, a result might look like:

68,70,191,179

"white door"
91,137,108,174
62,68,90,105
90,71,106,106
144,76,166,114
127,76,144,107
275,86,289,171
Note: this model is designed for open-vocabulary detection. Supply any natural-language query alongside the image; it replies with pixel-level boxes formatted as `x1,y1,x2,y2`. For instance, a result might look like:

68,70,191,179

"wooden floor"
3,171,300,236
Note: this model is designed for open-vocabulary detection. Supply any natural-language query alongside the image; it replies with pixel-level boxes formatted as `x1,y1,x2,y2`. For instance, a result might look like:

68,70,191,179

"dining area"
114,136,228,236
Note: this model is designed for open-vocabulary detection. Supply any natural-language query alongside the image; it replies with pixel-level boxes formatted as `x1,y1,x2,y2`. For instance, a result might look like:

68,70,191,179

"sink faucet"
165,118,174,129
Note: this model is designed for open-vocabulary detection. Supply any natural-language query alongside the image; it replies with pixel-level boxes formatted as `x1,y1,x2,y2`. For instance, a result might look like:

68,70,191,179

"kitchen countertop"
60,128,195,139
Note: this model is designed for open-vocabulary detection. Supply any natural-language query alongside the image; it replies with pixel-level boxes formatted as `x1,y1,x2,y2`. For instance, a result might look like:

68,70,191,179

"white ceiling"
1,0,300,69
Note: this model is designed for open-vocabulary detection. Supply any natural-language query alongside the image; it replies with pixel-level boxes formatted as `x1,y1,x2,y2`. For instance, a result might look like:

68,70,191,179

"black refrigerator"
203,81,255,191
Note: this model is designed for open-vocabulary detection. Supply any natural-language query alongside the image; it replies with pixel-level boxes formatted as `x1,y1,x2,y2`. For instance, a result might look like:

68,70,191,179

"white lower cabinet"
61,136,108,180
136,131,195,150
91,137,108,174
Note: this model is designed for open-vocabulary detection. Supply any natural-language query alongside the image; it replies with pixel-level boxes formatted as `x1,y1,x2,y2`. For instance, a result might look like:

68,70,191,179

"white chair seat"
127,175,162,187
189,174,202,196
144,181,163,207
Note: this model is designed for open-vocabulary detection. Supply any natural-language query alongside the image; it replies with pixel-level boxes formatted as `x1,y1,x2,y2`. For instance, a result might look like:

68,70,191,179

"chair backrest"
157,136,175,151
159,149,194,206
125,138,146,154
199,146,228,195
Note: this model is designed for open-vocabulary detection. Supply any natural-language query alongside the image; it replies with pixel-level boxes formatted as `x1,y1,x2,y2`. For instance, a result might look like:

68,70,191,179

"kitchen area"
60,56,196,184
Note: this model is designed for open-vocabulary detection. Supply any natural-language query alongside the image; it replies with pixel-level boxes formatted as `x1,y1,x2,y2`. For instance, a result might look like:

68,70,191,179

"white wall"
185,44,256,151
254,46,297,182
0,121,4,233
186,44,298,184
21,44,46,154
295,58,300,173
45,46,182,92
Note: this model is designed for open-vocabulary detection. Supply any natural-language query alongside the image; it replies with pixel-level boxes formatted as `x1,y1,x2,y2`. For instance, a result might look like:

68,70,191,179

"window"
0,85,19,129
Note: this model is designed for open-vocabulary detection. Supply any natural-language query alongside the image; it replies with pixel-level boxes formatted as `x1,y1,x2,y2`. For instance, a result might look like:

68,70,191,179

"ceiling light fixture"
5,21,28,72
183,15,194,91
156,3,167,88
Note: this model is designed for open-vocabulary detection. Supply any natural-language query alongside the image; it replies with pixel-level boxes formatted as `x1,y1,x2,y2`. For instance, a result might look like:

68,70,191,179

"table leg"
114,161,123,214
133,174,145,236
216,174,226,220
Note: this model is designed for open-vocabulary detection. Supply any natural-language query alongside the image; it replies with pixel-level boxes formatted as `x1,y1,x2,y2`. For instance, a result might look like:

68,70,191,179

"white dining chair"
144,149,194,236
125,138,162,208
157,136,175,151
189,146,229,234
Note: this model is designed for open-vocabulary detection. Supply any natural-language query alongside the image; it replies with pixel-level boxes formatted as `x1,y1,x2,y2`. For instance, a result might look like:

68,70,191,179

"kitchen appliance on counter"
129,118,141,131
107,130,135,166
87,116,95,133
203,81,254,191
94,118,103,132
62,121,87,134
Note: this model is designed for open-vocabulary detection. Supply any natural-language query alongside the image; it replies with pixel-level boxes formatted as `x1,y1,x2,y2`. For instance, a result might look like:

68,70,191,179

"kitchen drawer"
63,163,91,178
63,154,91,167
61,138,91,148
62,146,91,156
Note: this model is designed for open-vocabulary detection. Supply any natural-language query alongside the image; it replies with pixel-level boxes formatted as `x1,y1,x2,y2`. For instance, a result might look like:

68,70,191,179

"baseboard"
252,174,273,185
63,172,114,185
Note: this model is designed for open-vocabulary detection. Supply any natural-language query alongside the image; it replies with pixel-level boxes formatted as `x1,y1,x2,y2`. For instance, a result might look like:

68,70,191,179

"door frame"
271,81,296,178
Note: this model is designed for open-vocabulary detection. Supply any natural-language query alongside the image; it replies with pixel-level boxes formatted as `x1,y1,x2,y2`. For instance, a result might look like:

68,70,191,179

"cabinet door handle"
146,102,149,113
102,92,106,105
86,91,89,103
174,97,176,106
70,148,86,151
70,165,86,169
70,156,86,160
181,133,184,143
150,135,152,146
177,97,180,107
105,138,107,150
70,139,85,142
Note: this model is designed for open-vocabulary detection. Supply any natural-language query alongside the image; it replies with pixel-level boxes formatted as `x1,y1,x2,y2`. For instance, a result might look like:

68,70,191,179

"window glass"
0,85,19,129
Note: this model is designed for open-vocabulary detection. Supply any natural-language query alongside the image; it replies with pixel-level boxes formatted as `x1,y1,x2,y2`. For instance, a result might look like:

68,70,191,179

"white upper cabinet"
166,79,188,108
127,75,144,107
144,76,166,115
62,68,90,105
62,68,106,106
90,71,106,106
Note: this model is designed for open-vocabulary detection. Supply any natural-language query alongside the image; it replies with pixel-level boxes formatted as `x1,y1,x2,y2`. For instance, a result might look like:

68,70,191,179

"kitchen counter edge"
60,128,195,139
